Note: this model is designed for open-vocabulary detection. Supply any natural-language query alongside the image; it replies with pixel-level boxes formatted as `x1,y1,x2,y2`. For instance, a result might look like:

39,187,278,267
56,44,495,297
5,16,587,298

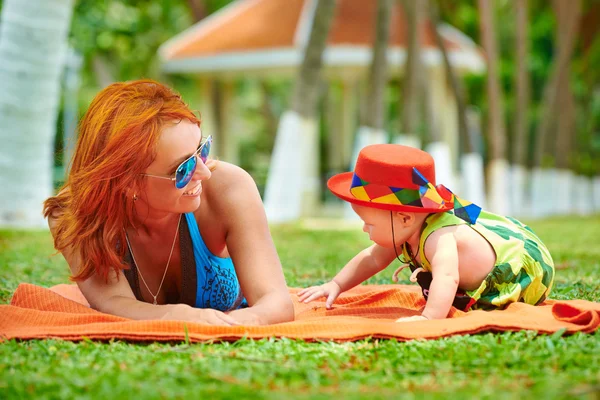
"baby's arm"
421,230,460,320
298,244,396,308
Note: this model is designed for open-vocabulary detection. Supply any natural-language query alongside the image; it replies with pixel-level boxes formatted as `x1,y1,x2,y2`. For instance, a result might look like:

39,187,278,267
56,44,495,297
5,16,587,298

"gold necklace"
124,214,182,305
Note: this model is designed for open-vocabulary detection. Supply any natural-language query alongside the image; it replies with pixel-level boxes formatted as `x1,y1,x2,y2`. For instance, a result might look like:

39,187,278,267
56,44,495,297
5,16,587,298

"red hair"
44,79,201,282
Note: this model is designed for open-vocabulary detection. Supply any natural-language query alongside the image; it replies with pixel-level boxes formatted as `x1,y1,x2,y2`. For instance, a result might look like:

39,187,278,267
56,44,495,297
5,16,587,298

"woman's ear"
395,212,415,227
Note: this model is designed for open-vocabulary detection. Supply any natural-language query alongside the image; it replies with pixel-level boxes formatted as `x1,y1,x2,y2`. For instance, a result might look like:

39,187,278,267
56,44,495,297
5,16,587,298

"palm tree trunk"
533,0,581,168
510,0,530,216
429,0,471,151
513,0,530,167
264,0,337,222
292,0,337,118
0,0,75,227
478,0,509,215
400,0,422,136
362,0,393,130
478,0,506,161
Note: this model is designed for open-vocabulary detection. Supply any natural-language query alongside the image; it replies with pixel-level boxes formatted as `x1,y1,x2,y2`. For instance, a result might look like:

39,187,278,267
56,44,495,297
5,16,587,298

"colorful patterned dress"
401,210,555,311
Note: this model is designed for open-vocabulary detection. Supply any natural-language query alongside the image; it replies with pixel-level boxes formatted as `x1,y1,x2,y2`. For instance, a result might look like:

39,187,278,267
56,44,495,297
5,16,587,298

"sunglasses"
143,135,212,189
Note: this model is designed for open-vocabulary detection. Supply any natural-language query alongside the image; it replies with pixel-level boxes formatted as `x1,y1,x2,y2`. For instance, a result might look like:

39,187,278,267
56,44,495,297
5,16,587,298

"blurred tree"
512,0,530,167
534,0,581,168
429,0,471,151
363,0,393,131
264,0,337,221
0,0,75,227
478,0,507,162
400,0,422,137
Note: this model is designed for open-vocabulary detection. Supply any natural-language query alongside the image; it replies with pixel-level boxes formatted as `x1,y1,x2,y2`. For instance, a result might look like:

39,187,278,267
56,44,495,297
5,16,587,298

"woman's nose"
194,157,212,180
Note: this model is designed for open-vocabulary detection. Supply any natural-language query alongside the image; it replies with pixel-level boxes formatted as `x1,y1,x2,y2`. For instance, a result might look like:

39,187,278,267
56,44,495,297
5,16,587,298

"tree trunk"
429,0,471,151
186,0,207,22
512,0,530,167
553,0,579,170
0,0,75,227
264,0,337,221
400,0,422,135
533,0,581,168
478,0,506,161
291,0,337,119
362,0,392,129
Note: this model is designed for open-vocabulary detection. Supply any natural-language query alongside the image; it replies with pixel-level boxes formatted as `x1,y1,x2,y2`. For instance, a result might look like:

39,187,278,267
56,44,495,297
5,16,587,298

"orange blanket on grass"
1,283,599,343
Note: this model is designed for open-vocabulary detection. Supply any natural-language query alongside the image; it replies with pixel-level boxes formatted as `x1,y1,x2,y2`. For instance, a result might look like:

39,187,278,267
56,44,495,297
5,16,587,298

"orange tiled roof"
163,0,464,61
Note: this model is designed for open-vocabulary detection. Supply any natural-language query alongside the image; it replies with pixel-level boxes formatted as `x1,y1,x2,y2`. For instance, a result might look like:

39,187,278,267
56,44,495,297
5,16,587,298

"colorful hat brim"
327,172,454,213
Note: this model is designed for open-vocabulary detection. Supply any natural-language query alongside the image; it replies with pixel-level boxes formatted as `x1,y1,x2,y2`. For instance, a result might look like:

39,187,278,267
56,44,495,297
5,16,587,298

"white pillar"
510,164,528,217
461,153,487,210
593,176,600,213
264,110,318,222
555,169,574,215
426,141,455,190
574,175,593,216
487,158,511,216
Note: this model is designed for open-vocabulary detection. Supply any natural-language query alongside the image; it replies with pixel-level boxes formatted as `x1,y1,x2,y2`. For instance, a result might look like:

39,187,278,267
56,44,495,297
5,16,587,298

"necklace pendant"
153,298,158,305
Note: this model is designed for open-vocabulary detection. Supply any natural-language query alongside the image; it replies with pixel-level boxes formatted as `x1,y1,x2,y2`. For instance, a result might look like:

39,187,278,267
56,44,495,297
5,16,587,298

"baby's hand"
395,315,428,323
298,281,342,309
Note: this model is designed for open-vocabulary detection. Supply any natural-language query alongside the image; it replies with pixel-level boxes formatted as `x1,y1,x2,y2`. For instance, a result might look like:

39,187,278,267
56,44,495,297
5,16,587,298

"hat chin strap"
390,211,424,283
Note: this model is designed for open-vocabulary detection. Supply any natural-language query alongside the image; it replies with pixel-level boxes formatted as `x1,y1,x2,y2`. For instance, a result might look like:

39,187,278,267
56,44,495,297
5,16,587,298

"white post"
487,158,511,216
593,176,600,213
530,167,547,218
264,110,318,222
510,164,528,217
555,169,574,215
426,141,455,190
461,153,487,210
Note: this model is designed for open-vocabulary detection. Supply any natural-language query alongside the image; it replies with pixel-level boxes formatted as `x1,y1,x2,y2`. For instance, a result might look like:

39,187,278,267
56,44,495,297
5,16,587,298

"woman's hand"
298,281,342,309
163,304,241,326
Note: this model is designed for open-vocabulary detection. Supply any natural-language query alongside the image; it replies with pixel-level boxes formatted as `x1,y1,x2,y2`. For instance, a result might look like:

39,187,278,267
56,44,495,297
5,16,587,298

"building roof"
159,0,485,78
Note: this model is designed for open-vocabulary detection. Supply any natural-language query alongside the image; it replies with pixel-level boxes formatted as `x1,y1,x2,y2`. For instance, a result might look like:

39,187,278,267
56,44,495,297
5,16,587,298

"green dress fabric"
401,210,555,311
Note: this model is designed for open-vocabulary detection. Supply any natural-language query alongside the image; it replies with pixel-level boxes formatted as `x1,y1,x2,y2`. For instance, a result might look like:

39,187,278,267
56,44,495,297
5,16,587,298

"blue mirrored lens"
175,157,197,189
200,136,212,163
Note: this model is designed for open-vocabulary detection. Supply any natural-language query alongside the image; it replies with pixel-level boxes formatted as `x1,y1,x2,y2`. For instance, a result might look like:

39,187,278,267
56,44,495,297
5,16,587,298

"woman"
44,79,294,326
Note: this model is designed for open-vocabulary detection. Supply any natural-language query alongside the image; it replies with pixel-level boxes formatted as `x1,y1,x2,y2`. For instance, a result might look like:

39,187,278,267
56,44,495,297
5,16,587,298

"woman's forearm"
97,295,191,320
228,291,294,325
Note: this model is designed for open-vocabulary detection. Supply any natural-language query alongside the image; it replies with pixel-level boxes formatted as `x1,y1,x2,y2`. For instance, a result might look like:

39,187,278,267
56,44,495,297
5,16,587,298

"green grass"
1,216,599,399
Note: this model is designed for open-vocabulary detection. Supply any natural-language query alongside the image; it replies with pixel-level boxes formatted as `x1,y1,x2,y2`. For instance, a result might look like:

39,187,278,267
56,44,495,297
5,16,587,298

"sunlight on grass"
1,215,599,399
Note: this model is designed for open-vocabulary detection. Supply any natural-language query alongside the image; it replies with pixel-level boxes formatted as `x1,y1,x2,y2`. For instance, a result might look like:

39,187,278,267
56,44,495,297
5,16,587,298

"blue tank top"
124,213,247,311
184,213,248,311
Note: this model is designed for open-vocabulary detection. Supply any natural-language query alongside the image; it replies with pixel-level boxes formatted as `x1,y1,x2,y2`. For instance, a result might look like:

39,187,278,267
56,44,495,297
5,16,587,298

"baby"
299,144,555,322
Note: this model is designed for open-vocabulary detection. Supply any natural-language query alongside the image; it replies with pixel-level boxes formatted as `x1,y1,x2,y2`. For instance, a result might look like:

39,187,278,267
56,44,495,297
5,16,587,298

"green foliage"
1,216,599,398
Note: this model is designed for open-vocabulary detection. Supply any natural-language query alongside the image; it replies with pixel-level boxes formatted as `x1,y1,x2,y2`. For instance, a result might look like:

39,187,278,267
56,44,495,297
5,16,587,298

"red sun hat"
328,144,458,214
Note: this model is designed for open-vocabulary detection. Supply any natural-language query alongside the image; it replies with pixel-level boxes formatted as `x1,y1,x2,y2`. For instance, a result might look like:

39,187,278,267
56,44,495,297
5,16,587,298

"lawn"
1,216,599,399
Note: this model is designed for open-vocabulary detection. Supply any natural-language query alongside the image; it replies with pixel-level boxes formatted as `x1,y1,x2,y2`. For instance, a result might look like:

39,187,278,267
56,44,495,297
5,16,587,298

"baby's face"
351,204,395,247
351,204,421,248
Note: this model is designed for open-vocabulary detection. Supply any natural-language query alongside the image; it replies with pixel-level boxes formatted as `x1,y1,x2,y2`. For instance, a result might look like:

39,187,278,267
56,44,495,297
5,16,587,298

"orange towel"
1,283,598,343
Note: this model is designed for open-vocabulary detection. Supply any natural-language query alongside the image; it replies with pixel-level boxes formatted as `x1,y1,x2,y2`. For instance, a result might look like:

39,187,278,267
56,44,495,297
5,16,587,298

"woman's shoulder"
195,162,259,218
209,160,253,183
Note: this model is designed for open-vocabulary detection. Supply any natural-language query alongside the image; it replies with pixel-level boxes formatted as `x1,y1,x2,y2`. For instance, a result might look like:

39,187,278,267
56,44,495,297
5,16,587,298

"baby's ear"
395,212,416,226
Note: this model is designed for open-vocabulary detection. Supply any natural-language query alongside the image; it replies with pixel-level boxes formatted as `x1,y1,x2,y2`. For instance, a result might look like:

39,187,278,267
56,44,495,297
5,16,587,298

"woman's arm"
210,163,294,325
48,214,239,325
